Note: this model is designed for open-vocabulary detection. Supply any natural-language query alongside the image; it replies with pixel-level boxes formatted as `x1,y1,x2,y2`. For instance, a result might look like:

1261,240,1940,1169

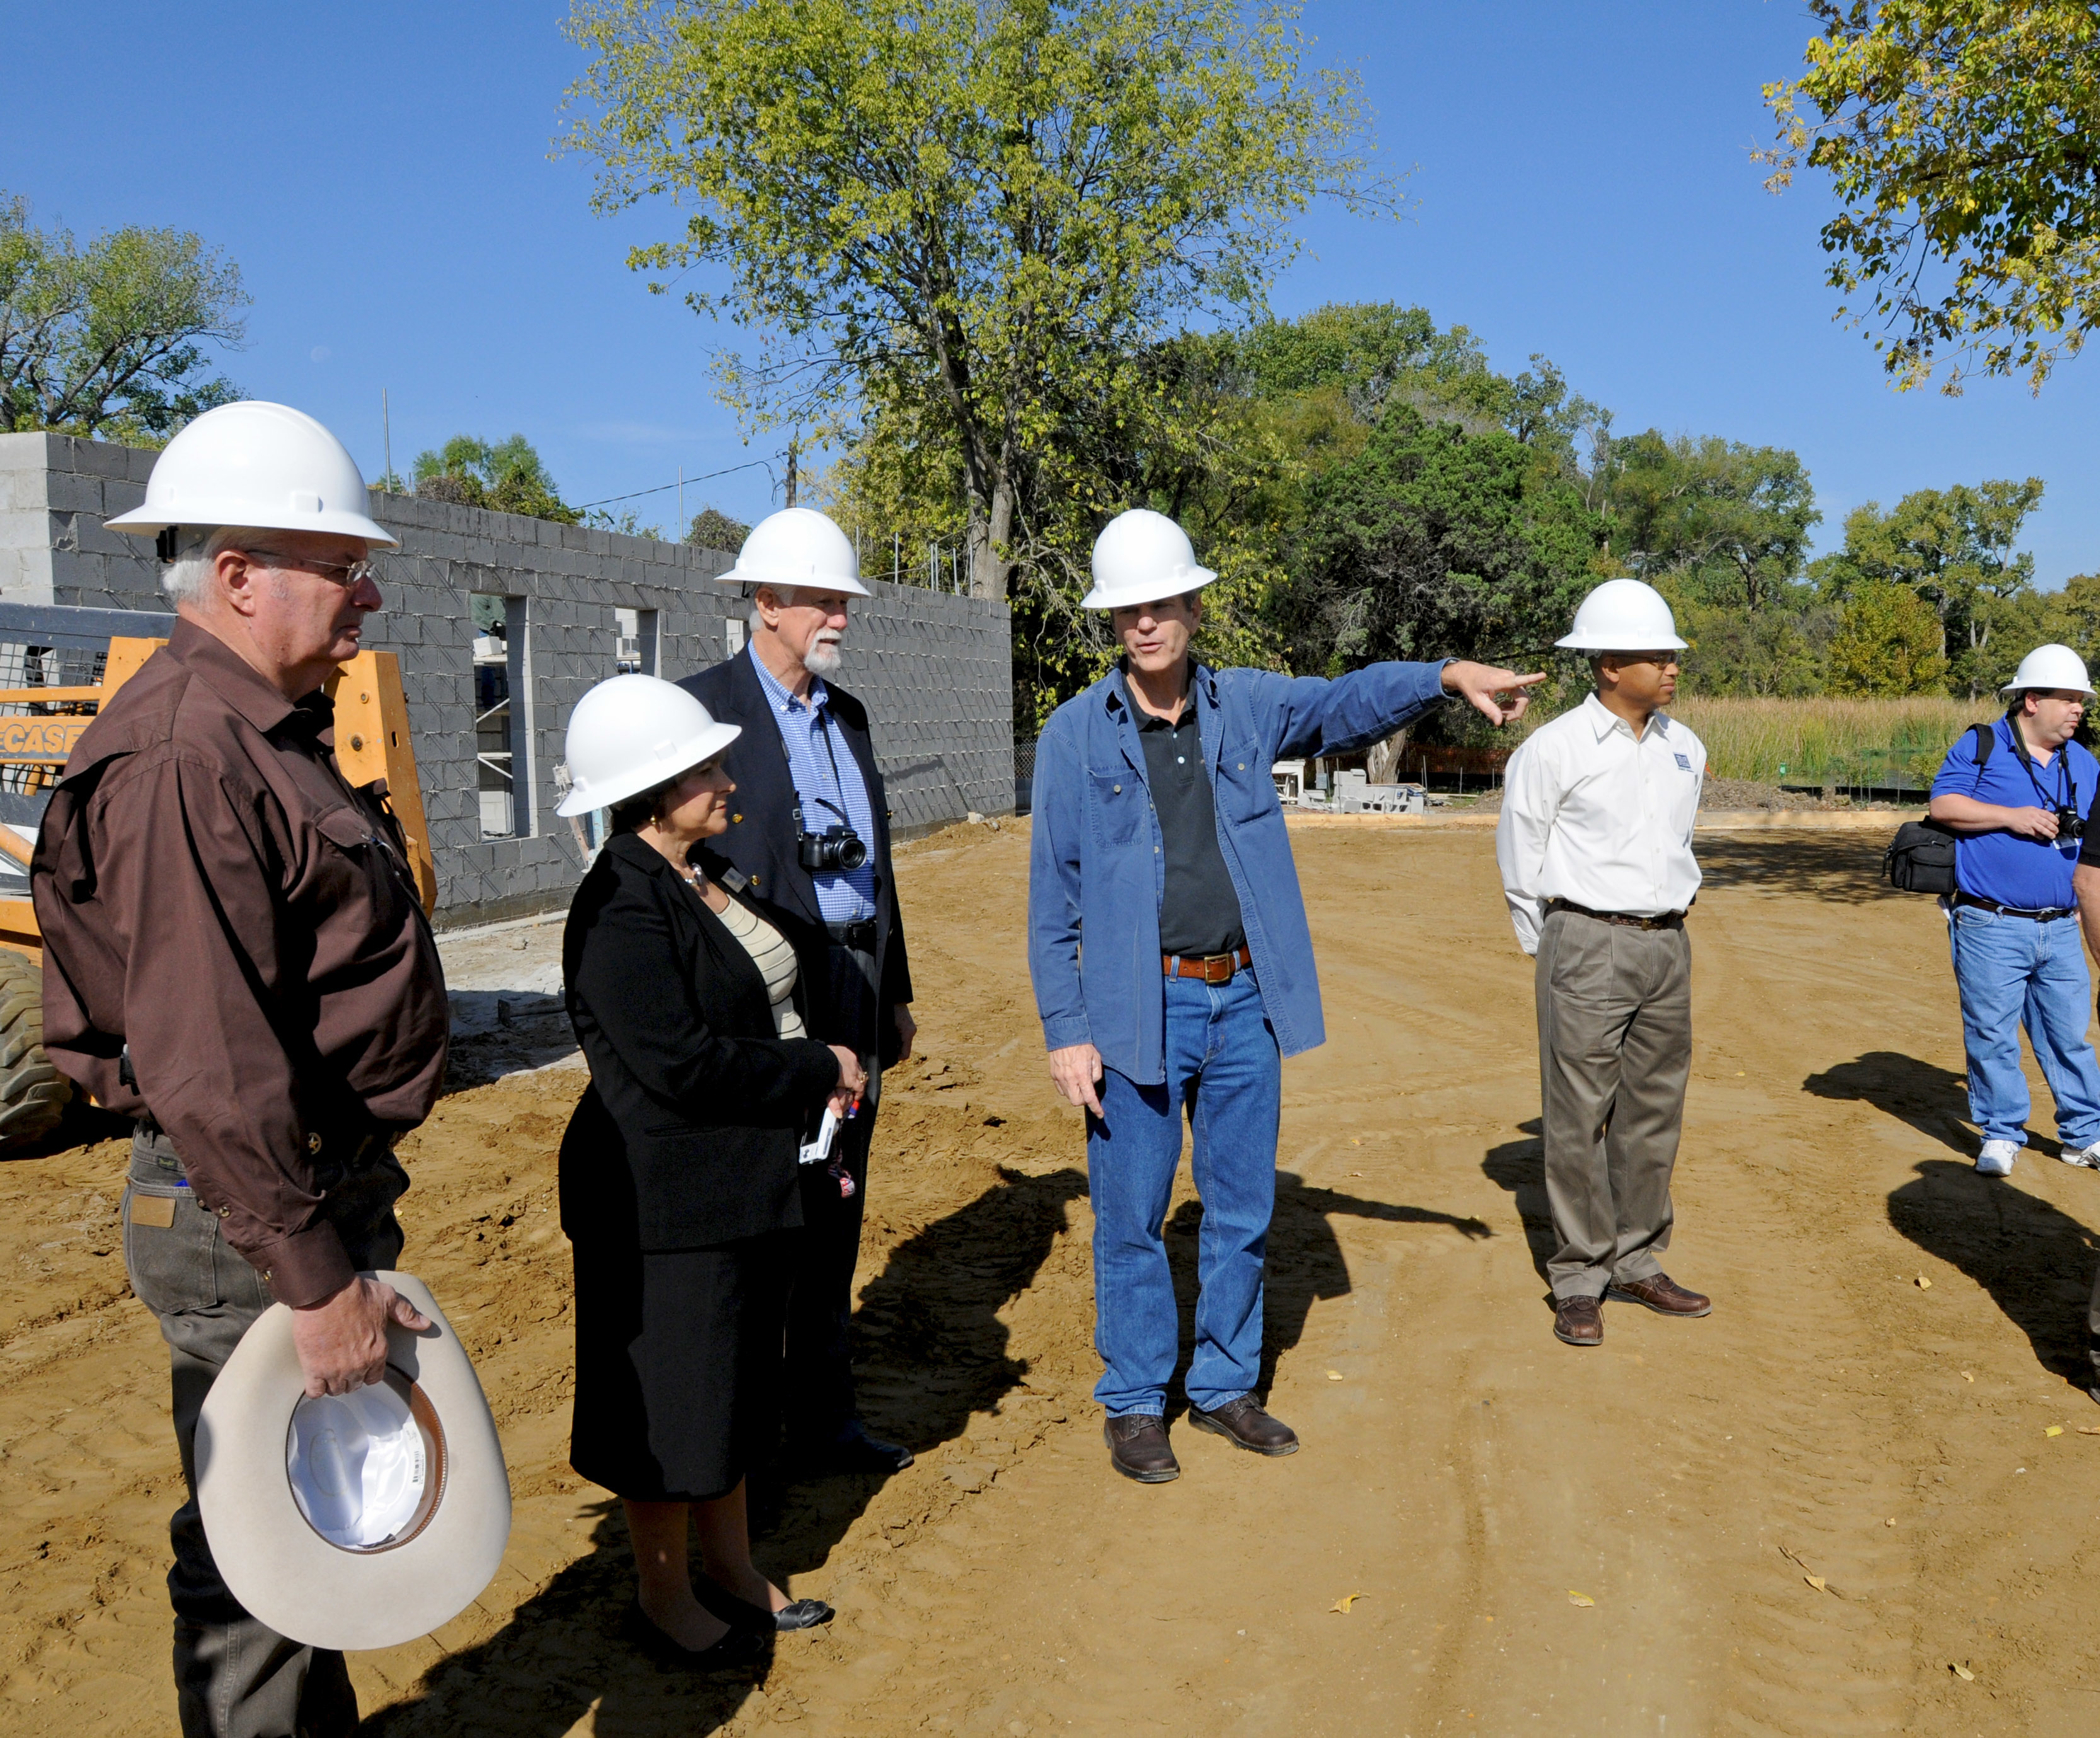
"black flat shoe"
696,1575,835,1633
621,1601,769,1672
796,1423,915,1475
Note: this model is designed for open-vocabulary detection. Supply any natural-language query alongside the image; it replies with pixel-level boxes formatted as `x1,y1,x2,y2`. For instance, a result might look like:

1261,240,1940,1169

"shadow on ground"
1480,1119,1554,1287
1887,1158,2100,1382
1161,1170,1491,1411
1802,1051,1980,1157
361,1162,1089,1737
1696,834,1905,905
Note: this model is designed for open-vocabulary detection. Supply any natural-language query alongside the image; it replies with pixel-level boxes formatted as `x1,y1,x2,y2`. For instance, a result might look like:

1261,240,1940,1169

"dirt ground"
7,819,2100,1735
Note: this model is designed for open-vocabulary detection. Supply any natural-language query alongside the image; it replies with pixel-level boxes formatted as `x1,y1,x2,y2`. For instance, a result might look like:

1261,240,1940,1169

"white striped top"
713,895,806,1039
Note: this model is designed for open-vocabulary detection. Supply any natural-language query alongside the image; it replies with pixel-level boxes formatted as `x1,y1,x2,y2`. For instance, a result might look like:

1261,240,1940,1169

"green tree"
1601,431,1820,613
563,0,1386,601
1282,402,1605,682
1763,2,2100,392
0,191,246,443
413,434,581,523
686,506,749,551
1827,579,1952,695
1811,477,2043,695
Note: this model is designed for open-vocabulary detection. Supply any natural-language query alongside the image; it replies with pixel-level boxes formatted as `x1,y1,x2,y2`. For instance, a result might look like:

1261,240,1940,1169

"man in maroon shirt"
33,403,449,1738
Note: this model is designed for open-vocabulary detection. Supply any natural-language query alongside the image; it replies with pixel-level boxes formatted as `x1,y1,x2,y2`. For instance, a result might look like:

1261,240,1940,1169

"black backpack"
1883,724,1994,893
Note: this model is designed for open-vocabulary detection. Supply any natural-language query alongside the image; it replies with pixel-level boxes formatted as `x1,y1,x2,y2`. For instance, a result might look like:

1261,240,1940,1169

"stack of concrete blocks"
0,432,1014,928
1328,768,1428,815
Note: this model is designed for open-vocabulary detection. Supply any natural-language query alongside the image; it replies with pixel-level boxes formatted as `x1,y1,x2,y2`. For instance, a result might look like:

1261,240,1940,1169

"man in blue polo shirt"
1928,643,2100,1177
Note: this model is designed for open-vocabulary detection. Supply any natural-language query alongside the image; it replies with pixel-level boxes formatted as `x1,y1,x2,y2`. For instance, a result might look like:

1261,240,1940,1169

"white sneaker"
2061,1141,2100,1168
1977,1139,2019,1177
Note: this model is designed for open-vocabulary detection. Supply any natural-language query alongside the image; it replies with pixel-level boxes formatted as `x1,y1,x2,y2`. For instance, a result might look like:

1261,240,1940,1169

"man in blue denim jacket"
1028,509,1542,1483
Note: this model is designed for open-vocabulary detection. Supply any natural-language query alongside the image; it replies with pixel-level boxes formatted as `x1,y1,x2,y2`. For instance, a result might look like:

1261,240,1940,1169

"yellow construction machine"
0,608,434,1146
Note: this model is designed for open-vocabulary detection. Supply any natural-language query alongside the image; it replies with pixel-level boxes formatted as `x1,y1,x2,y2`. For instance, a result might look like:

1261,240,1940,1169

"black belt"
826,918,880,952
1954,891,2075,921
1544,897,1685,931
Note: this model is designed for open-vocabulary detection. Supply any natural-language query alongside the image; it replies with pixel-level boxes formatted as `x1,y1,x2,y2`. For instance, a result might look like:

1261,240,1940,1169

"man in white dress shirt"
1495,579,1712,1348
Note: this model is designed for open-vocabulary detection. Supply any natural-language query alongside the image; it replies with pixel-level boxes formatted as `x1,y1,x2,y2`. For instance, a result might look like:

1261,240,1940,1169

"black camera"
795,797,868,872
2057,805,2087,843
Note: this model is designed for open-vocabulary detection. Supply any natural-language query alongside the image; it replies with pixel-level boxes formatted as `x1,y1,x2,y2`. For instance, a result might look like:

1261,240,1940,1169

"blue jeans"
1087,969,1281,1417
1948,905,2100,1148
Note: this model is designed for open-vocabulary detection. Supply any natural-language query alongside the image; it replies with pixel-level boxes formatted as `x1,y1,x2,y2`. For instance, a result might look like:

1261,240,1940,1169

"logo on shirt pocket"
1674,752,1691,771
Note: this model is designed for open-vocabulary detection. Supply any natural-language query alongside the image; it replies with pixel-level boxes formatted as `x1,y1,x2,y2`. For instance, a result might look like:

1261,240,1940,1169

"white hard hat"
557,674,741,818
1555,578,1687,652
194,1272,511,1650
1082,509,1217,611
2000,643,2096,697
105,400,397,548
723,507,871,597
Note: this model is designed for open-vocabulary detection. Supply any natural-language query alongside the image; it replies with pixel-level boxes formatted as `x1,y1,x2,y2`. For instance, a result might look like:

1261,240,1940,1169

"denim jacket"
1028,658,1450,1084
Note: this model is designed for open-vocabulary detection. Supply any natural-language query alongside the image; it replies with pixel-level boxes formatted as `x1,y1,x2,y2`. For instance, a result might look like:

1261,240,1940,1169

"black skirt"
570,1229,797,1502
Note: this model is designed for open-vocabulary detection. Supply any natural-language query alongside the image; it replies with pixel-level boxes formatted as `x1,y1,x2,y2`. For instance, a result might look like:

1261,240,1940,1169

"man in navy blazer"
680,507,916,1477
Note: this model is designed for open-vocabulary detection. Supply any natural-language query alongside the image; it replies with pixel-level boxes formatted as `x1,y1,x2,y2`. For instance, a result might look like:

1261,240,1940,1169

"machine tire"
0,950,71,1148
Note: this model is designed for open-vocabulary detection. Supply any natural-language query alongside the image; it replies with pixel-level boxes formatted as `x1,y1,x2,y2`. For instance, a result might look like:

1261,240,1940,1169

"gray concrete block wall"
8,434,1013,927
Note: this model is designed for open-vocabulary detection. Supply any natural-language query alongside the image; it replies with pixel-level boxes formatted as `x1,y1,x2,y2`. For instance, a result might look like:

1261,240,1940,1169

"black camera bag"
1883,723,1993,894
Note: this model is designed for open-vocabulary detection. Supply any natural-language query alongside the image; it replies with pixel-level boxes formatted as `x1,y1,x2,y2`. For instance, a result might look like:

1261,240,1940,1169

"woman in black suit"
557,676,867,1667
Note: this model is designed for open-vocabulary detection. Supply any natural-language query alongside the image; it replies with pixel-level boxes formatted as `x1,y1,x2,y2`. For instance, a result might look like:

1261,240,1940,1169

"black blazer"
558,831,841,1250
679,647,915,1047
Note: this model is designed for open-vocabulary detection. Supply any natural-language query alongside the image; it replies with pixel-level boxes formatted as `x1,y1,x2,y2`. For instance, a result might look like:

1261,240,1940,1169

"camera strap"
789,691,859,843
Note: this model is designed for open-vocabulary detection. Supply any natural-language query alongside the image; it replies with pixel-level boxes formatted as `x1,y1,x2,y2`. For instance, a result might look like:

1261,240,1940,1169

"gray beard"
803,640,844,678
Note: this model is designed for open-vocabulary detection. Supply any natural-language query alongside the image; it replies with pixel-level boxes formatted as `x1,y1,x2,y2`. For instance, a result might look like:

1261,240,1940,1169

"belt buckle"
1205,952,1234,984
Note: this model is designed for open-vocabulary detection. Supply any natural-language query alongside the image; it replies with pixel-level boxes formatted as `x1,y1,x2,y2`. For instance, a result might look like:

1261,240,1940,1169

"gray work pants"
1535,908,1693,1301
122,1125,408,1738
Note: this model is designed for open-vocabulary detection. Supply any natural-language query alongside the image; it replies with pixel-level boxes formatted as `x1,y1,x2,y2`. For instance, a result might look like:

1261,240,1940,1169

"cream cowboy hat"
194,1272,512,1650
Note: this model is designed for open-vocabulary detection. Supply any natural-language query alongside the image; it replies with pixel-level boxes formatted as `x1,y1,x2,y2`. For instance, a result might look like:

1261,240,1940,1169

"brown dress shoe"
1105,1413,1180,1483
1186,1395,1300,1456
1554,1294,1604,1346
1605,1272,1712,1317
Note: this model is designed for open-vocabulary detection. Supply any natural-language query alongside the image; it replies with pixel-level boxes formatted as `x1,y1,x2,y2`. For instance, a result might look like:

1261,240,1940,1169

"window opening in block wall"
474,595,534,839
725,616,746,657
614,607,659,676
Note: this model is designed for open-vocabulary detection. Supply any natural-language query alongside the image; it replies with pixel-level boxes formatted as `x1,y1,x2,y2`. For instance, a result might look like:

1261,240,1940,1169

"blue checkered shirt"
749,652,879,921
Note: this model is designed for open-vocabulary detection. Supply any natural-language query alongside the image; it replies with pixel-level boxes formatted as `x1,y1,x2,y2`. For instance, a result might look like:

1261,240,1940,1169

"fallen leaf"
1885,1517,1896,1527
1915,1274,1933,1289
1325,1370,1343,1381
1567,1591,1595,1608
1961,1371,1975,1383
1952,1662,1975,1682
2046,1425,2065,1437
2078,1426,2100,1436
1329,1592,1364,1614
1805,1574,1828,1591
1735,1071,1745,1077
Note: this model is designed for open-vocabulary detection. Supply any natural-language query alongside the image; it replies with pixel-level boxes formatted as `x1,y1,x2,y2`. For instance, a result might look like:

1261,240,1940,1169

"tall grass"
1665,696,2001,785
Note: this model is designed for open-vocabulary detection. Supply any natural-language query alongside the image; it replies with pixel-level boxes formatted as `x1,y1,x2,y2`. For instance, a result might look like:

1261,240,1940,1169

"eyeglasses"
241,550,381,589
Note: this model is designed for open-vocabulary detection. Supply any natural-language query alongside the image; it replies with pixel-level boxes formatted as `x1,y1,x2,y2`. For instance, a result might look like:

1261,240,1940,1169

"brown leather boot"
1104,1413,1179,1483
1554,1294,1604,1346
1186,1396,1300,1456
1605,1272,1712,1317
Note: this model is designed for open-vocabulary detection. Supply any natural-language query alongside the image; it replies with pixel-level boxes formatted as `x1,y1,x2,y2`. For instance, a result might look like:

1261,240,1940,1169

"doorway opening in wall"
475,596,519,838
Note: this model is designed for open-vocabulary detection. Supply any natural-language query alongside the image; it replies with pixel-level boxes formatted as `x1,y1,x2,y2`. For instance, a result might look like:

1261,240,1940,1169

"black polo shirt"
1125,672,1247,958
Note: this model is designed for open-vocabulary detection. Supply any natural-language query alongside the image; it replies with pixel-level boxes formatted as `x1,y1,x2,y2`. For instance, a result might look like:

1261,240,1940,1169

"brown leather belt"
1162,945,1253,983
1544,897,1685,932
1953,891,2075,921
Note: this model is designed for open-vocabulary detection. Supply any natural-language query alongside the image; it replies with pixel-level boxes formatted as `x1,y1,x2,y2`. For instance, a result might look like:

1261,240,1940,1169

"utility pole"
382,389,392,492
784,438,798,508
893,531,899,584
677,466,683,538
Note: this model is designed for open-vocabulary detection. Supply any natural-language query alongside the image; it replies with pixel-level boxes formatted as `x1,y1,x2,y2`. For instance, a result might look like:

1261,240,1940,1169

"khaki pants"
1535,908,1692,1301
123,1125,406,1738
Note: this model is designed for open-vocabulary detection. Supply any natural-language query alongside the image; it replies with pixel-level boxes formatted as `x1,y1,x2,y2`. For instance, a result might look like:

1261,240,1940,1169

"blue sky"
6,2,2094,580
